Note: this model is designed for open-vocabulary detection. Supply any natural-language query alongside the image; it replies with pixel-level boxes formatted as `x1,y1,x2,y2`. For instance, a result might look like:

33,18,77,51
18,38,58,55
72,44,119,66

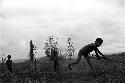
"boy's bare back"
80,43,98,55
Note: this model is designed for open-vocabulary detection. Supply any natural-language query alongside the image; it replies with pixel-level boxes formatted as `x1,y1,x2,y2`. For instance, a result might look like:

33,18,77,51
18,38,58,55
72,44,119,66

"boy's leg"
8,67,13,74
84,55,96,74
68,53,82,70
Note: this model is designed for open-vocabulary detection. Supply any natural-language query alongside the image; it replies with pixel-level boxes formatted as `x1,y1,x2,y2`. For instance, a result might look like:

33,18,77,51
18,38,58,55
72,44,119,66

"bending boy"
68,38,106,73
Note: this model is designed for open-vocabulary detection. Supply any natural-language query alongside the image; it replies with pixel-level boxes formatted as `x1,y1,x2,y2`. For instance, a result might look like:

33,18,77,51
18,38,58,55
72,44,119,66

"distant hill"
0,56,48,63
0,59,27,63
1,52,125,63
13,56,48,63
13,59,27,63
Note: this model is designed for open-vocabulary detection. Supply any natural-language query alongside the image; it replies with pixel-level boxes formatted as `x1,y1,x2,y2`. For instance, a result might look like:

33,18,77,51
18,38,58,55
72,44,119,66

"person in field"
6,55,13,74
51,48,59,72
45,47,59,72
68,38,106,74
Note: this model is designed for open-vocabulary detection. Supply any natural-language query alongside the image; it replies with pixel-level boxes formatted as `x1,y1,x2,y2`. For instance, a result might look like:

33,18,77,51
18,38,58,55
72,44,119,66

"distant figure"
45,47,59,72
6,55,13,74
68,38,106,74
51,48,59,72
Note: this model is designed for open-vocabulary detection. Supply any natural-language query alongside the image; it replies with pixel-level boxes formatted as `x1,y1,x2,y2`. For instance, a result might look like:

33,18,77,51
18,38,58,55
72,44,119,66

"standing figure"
44,36,59,72
51,48,59,72
68,38,106,74
6,55,13,74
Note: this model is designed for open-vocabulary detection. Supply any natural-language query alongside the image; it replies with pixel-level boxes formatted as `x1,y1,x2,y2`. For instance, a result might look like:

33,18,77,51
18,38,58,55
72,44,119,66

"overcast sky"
0,0,125,59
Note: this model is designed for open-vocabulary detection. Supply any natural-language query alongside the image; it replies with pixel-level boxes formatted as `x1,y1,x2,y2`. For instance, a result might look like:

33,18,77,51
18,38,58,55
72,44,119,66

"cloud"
0,0,125,59
103,0,125,7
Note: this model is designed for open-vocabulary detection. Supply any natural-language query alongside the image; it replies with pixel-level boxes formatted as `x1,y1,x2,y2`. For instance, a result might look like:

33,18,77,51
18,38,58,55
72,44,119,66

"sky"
0,0,125,59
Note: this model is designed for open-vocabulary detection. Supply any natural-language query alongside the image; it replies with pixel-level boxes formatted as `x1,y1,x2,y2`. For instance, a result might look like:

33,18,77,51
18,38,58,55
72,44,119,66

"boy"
6,55,13,74
68,38,106,73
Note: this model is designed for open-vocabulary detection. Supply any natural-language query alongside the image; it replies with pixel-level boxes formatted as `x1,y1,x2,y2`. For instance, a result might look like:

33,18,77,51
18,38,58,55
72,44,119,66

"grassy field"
0,52,125,83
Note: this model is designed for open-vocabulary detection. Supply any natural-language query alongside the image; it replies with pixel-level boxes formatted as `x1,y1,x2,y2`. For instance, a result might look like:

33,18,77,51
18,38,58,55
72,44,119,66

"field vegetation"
0,52,125,83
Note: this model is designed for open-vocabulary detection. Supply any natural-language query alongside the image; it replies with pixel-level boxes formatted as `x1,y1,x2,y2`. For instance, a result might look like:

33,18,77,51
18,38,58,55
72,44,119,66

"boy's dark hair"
7,55,11,58
95,38,103,43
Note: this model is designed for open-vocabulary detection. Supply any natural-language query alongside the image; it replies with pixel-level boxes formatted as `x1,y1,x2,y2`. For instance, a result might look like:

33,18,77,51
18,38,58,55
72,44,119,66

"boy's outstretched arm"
97,50,107,59
94,50,101,60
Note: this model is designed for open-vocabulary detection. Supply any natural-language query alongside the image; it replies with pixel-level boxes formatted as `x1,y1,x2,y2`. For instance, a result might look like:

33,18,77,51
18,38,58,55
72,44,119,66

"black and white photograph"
0,0,125,82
